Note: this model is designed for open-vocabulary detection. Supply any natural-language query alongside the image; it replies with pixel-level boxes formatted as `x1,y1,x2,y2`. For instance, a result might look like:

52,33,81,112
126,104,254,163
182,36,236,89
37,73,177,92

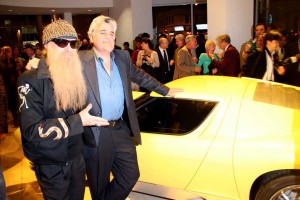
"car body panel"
137,98,229,189
132,76,300,200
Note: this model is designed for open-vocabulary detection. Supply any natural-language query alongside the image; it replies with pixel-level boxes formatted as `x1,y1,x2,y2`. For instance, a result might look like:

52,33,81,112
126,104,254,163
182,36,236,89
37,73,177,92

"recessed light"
51,10,55,12
88,10,92,12
8,10,12,12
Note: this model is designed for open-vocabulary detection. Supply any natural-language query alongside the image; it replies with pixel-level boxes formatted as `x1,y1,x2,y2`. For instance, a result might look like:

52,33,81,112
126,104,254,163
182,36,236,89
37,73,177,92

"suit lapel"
83,50,101,107
114,50,129,106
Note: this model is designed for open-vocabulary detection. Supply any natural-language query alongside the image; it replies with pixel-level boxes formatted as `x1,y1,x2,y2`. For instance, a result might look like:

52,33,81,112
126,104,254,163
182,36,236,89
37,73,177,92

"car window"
135,96,218,135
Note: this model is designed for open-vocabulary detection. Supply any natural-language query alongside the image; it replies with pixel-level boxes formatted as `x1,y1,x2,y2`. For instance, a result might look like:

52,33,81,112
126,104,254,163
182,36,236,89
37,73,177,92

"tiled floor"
0,118,164,200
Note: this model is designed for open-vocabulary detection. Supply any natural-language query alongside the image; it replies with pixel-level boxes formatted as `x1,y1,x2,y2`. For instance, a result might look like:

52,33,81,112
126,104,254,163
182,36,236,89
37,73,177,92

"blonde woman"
195,40,220,75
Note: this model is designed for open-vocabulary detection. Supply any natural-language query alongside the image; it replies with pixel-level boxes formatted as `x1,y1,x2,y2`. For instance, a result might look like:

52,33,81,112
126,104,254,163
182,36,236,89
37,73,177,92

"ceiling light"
51,10,55,12
8,10,12,12
88,10,92,12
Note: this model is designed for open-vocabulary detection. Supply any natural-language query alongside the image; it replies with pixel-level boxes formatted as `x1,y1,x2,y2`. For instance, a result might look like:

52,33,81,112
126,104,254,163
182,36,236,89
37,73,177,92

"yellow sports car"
132,76,300,200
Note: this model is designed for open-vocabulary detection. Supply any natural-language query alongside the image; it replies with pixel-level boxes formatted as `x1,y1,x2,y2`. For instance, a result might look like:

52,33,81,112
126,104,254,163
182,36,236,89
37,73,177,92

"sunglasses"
51,39,77,49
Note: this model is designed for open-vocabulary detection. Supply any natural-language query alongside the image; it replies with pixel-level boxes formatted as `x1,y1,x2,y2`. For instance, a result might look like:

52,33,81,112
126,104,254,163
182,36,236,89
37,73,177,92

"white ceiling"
0,0,207,15
0,5,108,15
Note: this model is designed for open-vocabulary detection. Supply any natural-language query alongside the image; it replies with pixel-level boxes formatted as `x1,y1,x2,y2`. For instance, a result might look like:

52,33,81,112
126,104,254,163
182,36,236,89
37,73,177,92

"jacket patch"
38,124,62,140
18,83,31,111
38,118,69,140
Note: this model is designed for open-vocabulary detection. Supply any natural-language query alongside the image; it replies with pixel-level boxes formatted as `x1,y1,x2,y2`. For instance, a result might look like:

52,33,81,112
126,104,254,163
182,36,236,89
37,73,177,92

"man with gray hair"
209,34,240,76
80,15,182,200
176,34,200,78
173,33,185,79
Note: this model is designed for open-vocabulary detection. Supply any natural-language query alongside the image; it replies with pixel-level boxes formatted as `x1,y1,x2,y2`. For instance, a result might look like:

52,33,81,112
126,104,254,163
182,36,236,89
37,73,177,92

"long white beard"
46,46,87,111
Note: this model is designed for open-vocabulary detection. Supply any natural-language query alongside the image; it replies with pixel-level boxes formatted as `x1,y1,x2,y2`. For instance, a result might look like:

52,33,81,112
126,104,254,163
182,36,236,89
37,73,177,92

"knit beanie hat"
42,19,78,44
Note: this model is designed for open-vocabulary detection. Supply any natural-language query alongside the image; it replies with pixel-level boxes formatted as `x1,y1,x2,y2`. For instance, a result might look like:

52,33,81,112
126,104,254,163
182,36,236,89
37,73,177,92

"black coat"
17,59,84,165
79,49,169,154
241,49,281,81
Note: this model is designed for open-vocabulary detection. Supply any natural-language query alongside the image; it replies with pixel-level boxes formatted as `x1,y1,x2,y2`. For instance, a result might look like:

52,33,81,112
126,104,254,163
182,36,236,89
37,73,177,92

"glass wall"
255,0,299,39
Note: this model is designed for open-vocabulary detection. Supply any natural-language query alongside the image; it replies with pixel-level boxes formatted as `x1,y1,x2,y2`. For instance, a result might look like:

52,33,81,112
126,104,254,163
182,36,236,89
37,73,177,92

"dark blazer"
17,59,84,165
241,49,266,79
284,40,300,86
212,44,240,77
79,49,169,151
177,46,195,78
155,47,172,83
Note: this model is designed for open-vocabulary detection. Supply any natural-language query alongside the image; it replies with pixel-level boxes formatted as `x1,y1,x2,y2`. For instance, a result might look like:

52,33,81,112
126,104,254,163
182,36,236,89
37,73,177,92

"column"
110,0,153,48
36,15,43,43
63,12,73,25
207,0,254,53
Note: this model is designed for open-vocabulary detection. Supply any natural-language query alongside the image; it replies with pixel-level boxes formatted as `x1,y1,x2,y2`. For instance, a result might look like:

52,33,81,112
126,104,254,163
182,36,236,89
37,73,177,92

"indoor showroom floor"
0,117,164,200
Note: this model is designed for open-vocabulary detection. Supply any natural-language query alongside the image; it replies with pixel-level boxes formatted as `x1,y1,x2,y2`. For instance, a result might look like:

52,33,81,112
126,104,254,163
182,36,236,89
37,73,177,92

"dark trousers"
34,155,86,200
85,120,140,200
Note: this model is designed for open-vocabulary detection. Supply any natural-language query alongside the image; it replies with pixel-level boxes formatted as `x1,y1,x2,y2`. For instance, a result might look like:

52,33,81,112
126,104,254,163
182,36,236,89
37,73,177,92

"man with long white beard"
17,19,106,200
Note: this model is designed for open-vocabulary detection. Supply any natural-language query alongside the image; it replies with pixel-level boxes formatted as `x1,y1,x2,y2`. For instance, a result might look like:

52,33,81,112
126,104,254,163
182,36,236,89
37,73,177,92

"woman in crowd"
0,72,8,140
136,39,159,79
0,46,19,127
195,40,220,75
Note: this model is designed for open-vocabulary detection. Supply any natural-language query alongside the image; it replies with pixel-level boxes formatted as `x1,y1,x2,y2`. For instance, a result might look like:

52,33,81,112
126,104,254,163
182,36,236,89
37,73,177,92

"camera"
142,55,148,61
274,56,299,69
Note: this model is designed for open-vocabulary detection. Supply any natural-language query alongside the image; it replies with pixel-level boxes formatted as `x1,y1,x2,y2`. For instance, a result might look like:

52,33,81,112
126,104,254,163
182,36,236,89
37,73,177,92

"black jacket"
17,59,84,165
155,47,173,84
79,49,169,153
242,49,281,82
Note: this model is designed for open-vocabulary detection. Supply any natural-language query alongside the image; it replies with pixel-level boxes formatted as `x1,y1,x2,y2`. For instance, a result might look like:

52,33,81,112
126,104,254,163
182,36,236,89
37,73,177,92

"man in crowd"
209,34,240,77
24,43,40,70
240,23,266,67
284,29,300,86
80,15,181,200
173,34,185,80
176,34,200,78
123,41,133,56
17,19,104,200
155,37,174,83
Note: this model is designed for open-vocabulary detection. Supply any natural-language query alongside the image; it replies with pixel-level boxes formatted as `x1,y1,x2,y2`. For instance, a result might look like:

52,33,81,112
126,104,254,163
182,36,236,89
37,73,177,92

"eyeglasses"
51,39,77,49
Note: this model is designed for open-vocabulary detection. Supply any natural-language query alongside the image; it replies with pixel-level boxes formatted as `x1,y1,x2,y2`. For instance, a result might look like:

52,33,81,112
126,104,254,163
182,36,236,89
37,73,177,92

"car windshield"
135,95,218,135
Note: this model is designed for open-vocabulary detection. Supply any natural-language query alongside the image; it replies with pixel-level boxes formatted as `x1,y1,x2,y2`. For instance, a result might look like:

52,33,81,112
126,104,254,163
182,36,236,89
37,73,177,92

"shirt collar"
92,47,116,62
159,46,165,52
224,44,230,52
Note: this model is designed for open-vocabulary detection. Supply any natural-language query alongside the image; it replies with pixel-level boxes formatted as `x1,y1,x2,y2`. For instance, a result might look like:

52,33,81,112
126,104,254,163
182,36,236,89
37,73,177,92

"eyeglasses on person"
51,38,77,49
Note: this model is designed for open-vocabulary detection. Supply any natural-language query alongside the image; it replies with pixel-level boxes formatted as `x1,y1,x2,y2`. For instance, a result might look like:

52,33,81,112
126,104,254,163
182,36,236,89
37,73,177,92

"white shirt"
25,57,40,70
263,50,274,81
159,47,168,61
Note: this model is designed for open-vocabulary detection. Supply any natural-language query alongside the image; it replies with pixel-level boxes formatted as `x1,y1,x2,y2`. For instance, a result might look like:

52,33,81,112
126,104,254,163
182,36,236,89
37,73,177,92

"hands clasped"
79,104,109,126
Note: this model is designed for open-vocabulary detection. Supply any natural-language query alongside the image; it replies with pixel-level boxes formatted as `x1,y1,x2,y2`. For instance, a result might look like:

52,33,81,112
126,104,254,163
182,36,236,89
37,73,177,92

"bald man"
155,37,174,83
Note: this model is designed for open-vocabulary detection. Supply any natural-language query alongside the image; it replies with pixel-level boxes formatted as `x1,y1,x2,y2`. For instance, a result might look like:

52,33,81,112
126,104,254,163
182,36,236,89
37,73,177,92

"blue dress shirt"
94,51,124,121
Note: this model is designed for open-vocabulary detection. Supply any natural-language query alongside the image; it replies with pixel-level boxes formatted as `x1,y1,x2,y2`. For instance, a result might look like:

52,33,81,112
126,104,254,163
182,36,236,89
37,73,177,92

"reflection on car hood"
253,82,300,110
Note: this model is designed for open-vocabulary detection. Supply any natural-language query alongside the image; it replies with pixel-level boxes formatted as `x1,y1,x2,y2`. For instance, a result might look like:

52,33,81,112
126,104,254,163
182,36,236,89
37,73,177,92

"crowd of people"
126,23,300,87
0,15,300,200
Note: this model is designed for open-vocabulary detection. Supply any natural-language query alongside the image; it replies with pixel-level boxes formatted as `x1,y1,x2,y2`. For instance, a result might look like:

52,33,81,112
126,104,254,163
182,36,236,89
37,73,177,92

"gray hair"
175,34,185,41
185,35,196,44
87,15,117,42
216,34,231,44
